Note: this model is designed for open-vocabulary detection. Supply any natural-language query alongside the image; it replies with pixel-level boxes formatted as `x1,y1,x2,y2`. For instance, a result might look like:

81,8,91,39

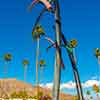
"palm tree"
61,34,84,100
4,53,12,78
93,84,100,100
95,48,100,67
22,59,29,82
32,25,45,98
86,90,91,100
95,48,100,82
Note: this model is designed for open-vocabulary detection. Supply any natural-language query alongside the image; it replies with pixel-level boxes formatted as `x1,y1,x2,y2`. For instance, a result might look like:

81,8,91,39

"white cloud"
60,81,76,89
45,83,53,89
82,80,100,88
40,79,100,90
40,83,53,89
39,83,45,87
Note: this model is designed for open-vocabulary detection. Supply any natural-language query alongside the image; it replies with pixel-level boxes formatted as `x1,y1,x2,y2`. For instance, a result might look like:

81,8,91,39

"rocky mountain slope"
0,78,74,100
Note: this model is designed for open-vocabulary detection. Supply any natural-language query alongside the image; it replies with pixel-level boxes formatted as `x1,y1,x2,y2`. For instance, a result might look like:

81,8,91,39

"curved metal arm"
61,33,84,100
44,36,55,44
29,0,55,33
28,0,39,11
32,8,47,33
44,36,65,69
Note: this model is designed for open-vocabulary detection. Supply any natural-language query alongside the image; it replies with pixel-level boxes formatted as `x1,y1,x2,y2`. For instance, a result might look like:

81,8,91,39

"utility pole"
52,0,62,99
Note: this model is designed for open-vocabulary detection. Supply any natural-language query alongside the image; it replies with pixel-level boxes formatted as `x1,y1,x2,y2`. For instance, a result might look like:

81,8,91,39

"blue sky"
0,0,100,95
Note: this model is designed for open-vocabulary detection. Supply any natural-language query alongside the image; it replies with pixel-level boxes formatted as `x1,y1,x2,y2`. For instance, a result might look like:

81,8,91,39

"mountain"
0,78,74,100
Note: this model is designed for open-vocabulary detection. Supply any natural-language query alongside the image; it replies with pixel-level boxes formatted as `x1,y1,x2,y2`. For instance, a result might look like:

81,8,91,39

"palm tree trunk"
98,56,100,81
61,34,84,100
36,37,40,98
4,62,7,78
52,0,62,99
98,56,100,66
24,65,27,82
40,67,44,84
23,65,27,91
